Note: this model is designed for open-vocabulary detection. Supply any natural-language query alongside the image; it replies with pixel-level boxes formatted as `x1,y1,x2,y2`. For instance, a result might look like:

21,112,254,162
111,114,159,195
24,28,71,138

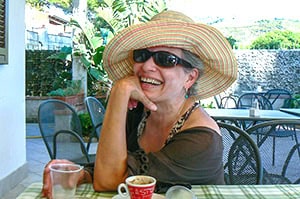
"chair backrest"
246,120,300,184
218,122,263,184
38,99,87,162
282,144,300,184
264,89,292,109
214,95,222,109
237,93,273,110
85,96,106,140
53,130,93,165
220,94,239,109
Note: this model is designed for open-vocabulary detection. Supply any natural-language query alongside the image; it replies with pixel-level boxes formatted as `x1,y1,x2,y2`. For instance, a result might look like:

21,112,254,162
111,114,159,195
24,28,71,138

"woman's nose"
141,57,157,71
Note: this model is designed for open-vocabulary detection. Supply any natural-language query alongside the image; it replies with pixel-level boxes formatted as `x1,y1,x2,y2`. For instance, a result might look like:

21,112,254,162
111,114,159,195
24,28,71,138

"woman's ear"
185,68,199,89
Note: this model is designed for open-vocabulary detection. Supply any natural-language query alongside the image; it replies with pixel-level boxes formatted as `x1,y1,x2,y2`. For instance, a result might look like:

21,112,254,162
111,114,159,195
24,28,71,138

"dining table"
205,108,300,129
17,182,300,199
205,108,300,121
280,108,300,117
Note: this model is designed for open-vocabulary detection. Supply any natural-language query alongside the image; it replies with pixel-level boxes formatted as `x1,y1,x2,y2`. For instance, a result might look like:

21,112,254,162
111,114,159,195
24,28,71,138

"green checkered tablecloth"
193,184,300,199
17,183,300,199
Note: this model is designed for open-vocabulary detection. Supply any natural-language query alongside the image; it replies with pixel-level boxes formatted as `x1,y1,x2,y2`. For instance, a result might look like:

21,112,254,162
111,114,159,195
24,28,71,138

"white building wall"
0,0,26,197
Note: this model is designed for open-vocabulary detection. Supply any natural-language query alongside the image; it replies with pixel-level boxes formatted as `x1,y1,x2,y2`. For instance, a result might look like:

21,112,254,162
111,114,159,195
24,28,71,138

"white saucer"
112,193,165,199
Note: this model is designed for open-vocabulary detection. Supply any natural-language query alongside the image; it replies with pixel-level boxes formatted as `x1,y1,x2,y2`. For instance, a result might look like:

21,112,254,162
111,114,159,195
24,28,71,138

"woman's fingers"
128,99,138,110
42,161,53,198
42,159,75,199
131,90,157,111
121,76,157,111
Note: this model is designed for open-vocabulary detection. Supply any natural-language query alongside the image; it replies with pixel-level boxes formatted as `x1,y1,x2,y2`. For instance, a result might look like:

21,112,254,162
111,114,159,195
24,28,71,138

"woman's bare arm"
93,77,156,191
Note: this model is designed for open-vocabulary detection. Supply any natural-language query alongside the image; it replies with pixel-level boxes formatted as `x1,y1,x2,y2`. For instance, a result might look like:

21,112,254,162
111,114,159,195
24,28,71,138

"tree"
226,36,237,49
250,30,300,49
26,0,72,11
41,0,167,97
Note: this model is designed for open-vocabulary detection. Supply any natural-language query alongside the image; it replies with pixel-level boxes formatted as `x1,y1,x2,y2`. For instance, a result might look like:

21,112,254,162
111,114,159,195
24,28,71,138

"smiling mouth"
140,77,162,85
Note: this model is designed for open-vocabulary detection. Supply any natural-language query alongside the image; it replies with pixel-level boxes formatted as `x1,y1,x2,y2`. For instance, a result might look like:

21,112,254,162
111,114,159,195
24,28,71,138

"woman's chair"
84,96,106,150
38,99,95,165
218,122,263,184
246,120,300,183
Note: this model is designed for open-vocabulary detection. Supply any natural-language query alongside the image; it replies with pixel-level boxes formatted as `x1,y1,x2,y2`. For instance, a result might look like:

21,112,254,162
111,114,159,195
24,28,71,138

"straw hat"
103,10,238,99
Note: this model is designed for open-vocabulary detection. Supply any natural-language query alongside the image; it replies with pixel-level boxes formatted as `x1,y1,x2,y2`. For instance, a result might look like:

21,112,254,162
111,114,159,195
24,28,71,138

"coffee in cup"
117,175,156,199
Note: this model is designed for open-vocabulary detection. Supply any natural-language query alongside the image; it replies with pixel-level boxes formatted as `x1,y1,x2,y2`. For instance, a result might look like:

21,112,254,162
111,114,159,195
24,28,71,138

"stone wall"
230,50,300,96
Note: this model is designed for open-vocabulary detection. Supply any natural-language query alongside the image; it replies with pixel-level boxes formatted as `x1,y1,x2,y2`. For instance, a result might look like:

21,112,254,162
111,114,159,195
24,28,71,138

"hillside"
197,17,300,48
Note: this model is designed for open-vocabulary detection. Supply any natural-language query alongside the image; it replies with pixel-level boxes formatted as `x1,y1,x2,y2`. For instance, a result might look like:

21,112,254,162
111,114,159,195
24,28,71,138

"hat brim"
103,20,237,99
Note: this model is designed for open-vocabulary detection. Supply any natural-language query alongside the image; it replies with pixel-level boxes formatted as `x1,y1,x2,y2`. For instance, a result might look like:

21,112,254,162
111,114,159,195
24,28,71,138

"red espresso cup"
117,175,156,199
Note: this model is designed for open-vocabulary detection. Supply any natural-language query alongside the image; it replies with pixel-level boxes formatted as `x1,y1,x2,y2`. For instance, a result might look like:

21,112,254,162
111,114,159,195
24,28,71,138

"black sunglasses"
133,49,193,68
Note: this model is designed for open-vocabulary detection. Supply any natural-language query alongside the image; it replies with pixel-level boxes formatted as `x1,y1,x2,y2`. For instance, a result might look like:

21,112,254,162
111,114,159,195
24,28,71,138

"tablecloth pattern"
17,183,300,199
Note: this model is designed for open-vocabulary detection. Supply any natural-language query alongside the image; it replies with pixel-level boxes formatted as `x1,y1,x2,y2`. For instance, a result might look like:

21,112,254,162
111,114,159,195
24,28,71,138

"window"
0,0,7,64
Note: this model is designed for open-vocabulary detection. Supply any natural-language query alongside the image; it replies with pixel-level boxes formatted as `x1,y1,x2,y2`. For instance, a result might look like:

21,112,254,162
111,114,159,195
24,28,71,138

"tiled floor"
2,124,50,199
2,123,98,199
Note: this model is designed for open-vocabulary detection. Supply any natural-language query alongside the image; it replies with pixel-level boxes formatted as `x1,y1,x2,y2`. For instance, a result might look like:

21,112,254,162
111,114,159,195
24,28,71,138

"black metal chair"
246,120,300,183
219,94,239,109
38,99,95,165
264,88,292,109
214,94,222,109
237,92,273,110
236,93,273,129
84,96,106,150
281,144,300,183
218,122,263,184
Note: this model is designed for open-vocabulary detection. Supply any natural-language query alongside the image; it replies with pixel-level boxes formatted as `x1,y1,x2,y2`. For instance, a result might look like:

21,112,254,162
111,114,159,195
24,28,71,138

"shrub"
78,113,93,137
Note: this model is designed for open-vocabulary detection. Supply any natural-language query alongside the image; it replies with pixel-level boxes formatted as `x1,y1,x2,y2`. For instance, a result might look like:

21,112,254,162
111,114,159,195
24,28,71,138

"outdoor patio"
3,122,300,198
2,124,48,199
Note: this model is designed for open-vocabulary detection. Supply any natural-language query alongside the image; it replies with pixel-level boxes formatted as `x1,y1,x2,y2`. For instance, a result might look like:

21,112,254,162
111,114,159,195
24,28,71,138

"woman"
42,10,237,197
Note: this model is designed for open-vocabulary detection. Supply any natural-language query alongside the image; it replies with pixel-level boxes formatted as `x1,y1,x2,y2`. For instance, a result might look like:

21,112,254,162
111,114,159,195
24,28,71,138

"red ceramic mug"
117,175,156,199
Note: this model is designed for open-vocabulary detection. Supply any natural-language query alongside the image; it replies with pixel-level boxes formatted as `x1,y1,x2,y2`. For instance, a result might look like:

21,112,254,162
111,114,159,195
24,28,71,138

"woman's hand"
119,76,157,111
42,159,80,199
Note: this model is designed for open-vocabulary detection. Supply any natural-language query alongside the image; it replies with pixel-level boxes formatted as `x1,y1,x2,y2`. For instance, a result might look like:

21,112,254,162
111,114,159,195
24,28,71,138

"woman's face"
133,46,198,102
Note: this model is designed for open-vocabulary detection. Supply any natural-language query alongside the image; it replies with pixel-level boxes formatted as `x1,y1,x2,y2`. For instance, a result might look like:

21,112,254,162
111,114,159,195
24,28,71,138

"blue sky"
167,0,300,21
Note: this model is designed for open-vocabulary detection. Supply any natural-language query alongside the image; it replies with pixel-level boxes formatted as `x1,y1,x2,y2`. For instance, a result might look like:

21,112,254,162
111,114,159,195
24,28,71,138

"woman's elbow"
93,172,128,192
93,180,108,192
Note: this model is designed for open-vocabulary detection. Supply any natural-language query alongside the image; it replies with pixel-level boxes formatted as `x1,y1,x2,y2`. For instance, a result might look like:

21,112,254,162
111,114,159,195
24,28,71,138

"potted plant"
47,80,85,111
47,20,113,103
70,19,112,102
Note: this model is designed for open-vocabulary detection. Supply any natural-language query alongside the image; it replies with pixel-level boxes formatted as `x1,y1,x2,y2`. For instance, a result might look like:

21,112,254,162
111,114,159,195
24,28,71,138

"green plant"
250,30,300,49
70,19,112,97
46,1,166,98
47,80,82,96
26,50,72,96
78,112,93,137
201,101,216,108
289,94,300,108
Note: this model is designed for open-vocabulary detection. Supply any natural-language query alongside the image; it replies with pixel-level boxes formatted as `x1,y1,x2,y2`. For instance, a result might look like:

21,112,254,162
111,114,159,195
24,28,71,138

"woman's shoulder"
181,126,220,135
182,106,221,135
